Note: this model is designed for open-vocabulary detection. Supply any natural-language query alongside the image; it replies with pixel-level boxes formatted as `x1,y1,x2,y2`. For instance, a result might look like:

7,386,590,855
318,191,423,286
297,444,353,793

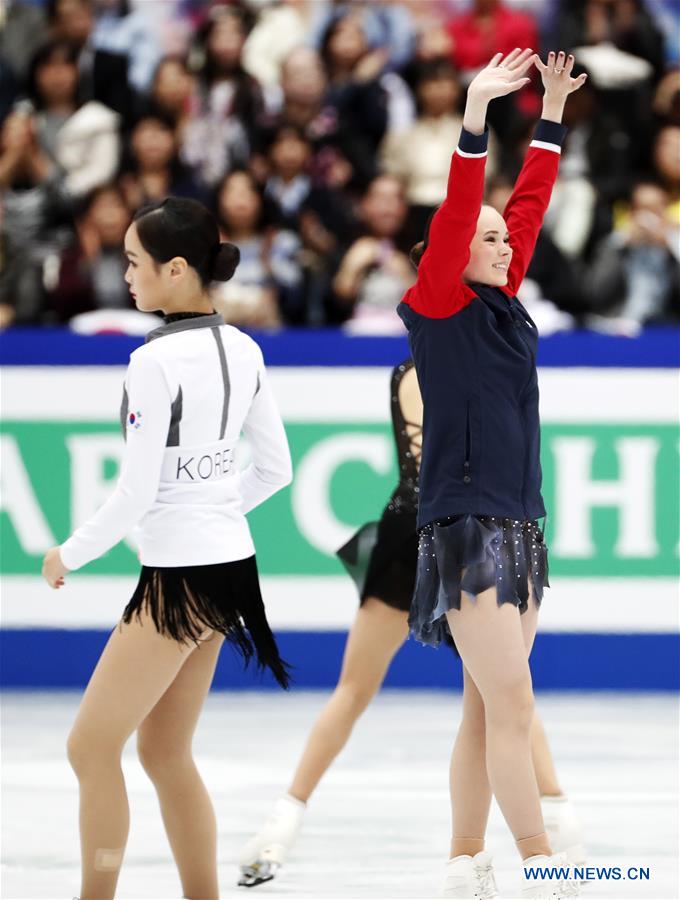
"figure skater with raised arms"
396,48,587,898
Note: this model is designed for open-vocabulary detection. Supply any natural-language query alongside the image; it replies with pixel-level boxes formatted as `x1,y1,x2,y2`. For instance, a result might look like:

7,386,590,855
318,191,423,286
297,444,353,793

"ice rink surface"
1,691,678,900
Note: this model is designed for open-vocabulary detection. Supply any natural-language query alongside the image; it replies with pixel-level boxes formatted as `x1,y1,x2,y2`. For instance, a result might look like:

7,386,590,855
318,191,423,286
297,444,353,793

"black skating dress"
336,359,420,612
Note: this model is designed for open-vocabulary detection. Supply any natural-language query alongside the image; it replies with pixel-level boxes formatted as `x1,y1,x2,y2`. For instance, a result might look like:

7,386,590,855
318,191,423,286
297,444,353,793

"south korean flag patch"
127,410,143,430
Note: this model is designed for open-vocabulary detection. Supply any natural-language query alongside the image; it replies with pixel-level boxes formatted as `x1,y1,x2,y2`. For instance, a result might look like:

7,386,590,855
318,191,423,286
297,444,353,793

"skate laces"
473,860,498,899
558,875,580,898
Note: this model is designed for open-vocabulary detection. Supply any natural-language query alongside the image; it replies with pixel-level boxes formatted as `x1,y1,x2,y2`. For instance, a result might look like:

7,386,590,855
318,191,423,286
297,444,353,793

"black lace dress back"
337,360,421,612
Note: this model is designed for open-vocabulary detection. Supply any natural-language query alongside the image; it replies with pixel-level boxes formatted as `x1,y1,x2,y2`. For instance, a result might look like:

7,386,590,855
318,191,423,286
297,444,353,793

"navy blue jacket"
397,120,567,528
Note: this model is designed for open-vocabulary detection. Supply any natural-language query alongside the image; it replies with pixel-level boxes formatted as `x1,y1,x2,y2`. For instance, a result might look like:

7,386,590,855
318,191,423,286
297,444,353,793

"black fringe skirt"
122,556,290,688
410,515,549,649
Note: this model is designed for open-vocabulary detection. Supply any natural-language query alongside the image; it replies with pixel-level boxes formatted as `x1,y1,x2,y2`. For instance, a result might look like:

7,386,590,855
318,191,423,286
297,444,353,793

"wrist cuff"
533,119,567,149
59,541,80,572
458,126,489,157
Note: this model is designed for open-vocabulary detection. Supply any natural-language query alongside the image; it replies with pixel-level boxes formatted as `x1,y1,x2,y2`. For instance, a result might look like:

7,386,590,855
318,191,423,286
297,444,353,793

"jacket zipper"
513,310,535,518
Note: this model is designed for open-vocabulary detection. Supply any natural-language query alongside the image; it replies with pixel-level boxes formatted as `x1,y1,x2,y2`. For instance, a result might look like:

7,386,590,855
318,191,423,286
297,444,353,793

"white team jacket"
60,314,292,570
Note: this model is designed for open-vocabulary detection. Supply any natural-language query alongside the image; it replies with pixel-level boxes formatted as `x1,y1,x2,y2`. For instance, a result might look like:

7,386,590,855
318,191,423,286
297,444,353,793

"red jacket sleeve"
503,119,567,297
403,127,488,319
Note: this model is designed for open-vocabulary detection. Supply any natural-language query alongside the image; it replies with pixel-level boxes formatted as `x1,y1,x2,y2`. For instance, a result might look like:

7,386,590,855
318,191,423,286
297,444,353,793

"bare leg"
532,714,563,797
288,597,409,802
449,667,492,858
137,632,225,899
67,614,200,899
446,588,551,859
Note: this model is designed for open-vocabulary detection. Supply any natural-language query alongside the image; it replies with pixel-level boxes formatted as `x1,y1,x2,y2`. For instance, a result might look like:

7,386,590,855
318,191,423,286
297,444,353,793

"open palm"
534,51,588,98
468,48,536,101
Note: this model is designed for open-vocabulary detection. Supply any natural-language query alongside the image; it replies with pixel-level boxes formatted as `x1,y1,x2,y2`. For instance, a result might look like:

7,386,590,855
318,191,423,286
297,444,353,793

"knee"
485,680,535,733
137,733,191,782
67,727,120,778
336,679,376,716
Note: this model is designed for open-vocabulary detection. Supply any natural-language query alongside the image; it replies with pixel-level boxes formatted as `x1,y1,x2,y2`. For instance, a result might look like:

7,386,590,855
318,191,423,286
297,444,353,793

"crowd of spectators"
1,0,678,335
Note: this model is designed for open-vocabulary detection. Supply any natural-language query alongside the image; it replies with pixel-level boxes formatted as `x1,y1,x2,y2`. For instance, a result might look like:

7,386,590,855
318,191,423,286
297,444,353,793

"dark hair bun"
409,241,425,270
211,242,240,282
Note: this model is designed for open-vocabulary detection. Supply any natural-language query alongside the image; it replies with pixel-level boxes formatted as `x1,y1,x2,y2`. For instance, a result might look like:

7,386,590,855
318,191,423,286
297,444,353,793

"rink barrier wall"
1,325,679,367
1,629,678,691
1,328,678,691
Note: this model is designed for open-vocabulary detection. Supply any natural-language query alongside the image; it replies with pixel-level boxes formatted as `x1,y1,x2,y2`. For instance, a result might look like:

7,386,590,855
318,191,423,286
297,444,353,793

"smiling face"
462,205,512,287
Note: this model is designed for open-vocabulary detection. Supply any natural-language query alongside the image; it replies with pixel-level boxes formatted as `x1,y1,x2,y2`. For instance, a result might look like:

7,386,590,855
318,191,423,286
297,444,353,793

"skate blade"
238,862,279,888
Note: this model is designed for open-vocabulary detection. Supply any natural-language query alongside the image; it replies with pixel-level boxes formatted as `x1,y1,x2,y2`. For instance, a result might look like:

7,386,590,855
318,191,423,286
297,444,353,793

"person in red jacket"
447,0,541,135
398,49,587,899
237,358,585,893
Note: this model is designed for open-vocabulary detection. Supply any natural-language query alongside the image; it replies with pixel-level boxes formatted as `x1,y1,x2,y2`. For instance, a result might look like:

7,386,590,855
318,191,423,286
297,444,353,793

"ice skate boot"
520,852,580,898
237,794,305,887
541,796,586,867
440,851,501,898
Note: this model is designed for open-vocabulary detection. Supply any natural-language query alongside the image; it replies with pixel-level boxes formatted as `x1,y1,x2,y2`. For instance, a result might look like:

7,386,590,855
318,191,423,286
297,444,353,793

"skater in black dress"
238,360,583,889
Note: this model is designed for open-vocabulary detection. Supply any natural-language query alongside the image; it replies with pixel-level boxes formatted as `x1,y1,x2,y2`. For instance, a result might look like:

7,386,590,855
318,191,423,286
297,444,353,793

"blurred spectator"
653,124,680,195
319,12,392,187
46,183,133,322
0,96,73,326
653,67,680,128
381,58,500,248
0,1,48,107
650,0,680,66
263,125,352,237
263,125,314,230
119,113,206,210
255,47,355,194
554,0,665,79
25,40,121,202
308,1,416,73
262,123,356,324
0,105,71,246
47,0,133,119
212,169,286,329
651,125,680,232
553,0,664,157
447,0,539,74
507,68,635,261
91,0,161,94
445,0,540,135
0,216,21,329
0,58,21,129
242,0,313,90
586,180,680,328
332,174,414,333
487,175,585,328
182,5,262,187
145,56,198,141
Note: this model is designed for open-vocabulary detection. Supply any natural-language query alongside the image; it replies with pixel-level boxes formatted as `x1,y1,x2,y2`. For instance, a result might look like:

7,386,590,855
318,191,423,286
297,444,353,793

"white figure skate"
541,796,586,867
440,851,501,898
237,794,306,887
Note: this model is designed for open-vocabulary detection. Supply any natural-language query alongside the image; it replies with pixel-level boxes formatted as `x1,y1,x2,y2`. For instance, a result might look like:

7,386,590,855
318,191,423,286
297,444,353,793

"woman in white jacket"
42,196,292,900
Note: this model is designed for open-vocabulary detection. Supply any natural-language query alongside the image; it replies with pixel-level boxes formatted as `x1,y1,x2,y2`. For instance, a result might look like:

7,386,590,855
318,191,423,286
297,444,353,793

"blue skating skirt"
409,515,549,648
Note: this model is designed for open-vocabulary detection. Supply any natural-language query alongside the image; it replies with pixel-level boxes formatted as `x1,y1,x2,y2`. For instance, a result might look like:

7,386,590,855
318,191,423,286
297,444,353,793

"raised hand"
534,51,588,123
534,51,588,100
468,48,535,102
